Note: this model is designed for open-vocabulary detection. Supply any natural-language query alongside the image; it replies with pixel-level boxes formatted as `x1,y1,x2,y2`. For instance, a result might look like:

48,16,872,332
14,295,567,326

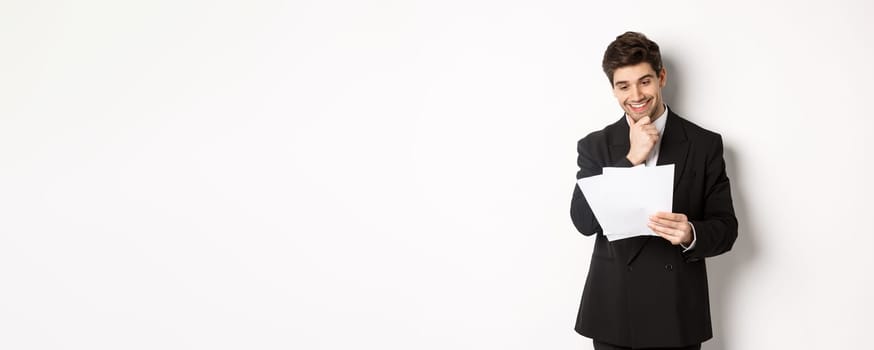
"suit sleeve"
570,137,633,236
683,135,738,261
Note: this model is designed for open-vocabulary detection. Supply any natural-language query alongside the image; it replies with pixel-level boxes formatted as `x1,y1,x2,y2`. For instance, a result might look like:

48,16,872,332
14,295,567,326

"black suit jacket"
570,107,738,348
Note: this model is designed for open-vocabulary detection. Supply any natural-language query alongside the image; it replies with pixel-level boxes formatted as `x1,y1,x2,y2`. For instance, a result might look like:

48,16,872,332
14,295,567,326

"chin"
628,107,655,120
627,110,649,120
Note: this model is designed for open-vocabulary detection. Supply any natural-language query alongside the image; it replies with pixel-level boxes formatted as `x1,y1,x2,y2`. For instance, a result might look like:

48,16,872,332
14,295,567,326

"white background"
2,1,872,349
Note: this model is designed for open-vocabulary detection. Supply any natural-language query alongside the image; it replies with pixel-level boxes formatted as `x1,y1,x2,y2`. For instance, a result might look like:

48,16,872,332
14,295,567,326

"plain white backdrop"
1,0,873,349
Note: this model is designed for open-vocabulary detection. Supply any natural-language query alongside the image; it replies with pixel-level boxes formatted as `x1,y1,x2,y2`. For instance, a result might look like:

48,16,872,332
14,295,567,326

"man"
570,32,738,350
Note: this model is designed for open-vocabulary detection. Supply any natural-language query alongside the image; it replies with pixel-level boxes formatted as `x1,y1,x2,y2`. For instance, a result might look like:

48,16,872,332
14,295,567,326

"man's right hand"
626,116,659,165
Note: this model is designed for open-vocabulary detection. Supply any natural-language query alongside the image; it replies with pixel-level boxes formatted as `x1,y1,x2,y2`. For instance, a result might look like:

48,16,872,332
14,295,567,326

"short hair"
602,31,663,86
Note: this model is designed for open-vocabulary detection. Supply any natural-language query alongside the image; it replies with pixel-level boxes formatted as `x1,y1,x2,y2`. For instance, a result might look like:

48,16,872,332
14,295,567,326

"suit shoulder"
577,118,623,148
674,114,723,142
577,128,607,148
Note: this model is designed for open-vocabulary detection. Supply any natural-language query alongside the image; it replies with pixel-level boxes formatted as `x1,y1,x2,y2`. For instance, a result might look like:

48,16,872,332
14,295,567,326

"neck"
651,103,667,121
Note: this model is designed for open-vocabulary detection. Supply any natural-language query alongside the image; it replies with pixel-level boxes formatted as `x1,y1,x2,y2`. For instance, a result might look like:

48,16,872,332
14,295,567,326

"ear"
659,67,667,88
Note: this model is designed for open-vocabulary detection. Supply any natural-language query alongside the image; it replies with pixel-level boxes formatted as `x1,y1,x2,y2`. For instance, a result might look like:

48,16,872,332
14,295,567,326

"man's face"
611,62,667,122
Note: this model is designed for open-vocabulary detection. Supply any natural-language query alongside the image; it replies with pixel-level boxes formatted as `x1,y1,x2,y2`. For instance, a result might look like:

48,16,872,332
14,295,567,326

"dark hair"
602,31,663,86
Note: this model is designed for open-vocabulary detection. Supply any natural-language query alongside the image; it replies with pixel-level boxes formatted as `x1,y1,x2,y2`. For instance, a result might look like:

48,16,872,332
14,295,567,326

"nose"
630,86,643,101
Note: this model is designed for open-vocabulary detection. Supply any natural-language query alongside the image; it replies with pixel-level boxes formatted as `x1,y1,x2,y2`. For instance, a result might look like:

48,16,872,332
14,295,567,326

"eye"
618,86,628,91
641,80,650,85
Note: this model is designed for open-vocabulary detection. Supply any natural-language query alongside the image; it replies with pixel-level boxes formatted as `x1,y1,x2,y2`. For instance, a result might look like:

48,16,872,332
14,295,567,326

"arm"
570,138,633,236
682,135,738,261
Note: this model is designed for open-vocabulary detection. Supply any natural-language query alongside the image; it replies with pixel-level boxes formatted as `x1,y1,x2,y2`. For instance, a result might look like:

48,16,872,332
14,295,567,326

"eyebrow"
614,73,655,87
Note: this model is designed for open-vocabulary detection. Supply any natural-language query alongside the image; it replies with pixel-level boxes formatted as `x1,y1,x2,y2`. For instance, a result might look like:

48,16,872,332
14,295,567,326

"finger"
650,214,677,224
649,220,685,235
648,222,671,235
650,226,681,245
635,116,651,126
649,217,684,229
654,212,685,222
650,226,686,245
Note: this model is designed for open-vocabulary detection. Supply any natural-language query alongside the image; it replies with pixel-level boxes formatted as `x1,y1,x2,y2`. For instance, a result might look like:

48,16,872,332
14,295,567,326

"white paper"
576,164,674,241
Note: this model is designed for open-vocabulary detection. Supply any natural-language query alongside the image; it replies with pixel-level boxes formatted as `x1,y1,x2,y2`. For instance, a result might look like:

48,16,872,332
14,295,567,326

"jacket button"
627,266,633,272
665,264,673,271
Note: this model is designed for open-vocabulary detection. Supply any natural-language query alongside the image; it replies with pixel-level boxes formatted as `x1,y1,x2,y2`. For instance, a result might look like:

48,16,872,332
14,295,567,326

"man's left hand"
648,212,693,246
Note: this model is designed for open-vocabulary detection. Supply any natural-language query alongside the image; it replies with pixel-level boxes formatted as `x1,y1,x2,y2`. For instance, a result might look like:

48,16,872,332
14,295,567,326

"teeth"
631,102,647,108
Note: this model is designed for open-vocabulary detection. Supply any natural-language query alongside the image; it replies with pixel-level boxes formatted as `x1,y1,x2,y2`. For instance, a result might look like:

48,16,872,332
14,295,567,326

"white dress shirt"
625,105,697,252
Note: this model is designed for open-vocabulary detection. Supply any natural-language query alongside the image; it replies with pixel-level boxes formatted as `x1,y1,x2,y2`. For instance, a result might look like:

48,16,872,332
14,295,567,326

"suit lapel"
657,108,690,194
606,116,631,165
605,107,690,265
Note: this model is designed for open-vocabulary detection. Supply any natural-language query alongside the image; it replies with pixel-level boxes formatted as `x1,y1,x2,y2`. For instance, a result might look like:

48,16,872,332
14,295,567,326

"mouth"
627,99,651,114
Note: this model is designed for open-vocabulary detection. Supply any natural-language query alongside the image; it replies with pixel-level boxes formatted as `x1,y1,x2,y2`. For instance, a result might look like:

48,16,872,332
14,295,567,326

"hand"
626,116,659,165
648,212,693,246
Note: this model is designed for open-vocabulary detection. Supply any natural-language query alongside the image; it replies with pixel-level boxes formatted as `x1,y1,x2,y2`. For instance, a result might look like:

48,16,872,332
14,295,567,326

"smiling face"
611,62,667,122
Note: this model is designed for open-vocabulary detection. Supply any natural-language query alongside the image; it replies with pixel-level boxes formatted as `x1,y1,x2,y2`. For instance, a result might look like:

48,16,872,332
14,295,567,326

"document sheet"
576,164,674,241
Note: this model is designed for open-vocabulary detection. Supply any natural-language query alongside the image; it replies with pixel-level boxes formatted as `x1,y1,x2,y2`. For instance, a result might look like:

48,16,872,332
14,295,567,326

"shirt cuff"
680,222,697,252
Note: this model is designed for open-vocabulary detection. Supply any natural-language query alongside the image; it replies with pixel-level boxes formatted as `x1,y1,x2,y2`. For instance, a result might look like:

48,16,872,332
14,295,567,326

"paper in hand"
576,164,674,241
